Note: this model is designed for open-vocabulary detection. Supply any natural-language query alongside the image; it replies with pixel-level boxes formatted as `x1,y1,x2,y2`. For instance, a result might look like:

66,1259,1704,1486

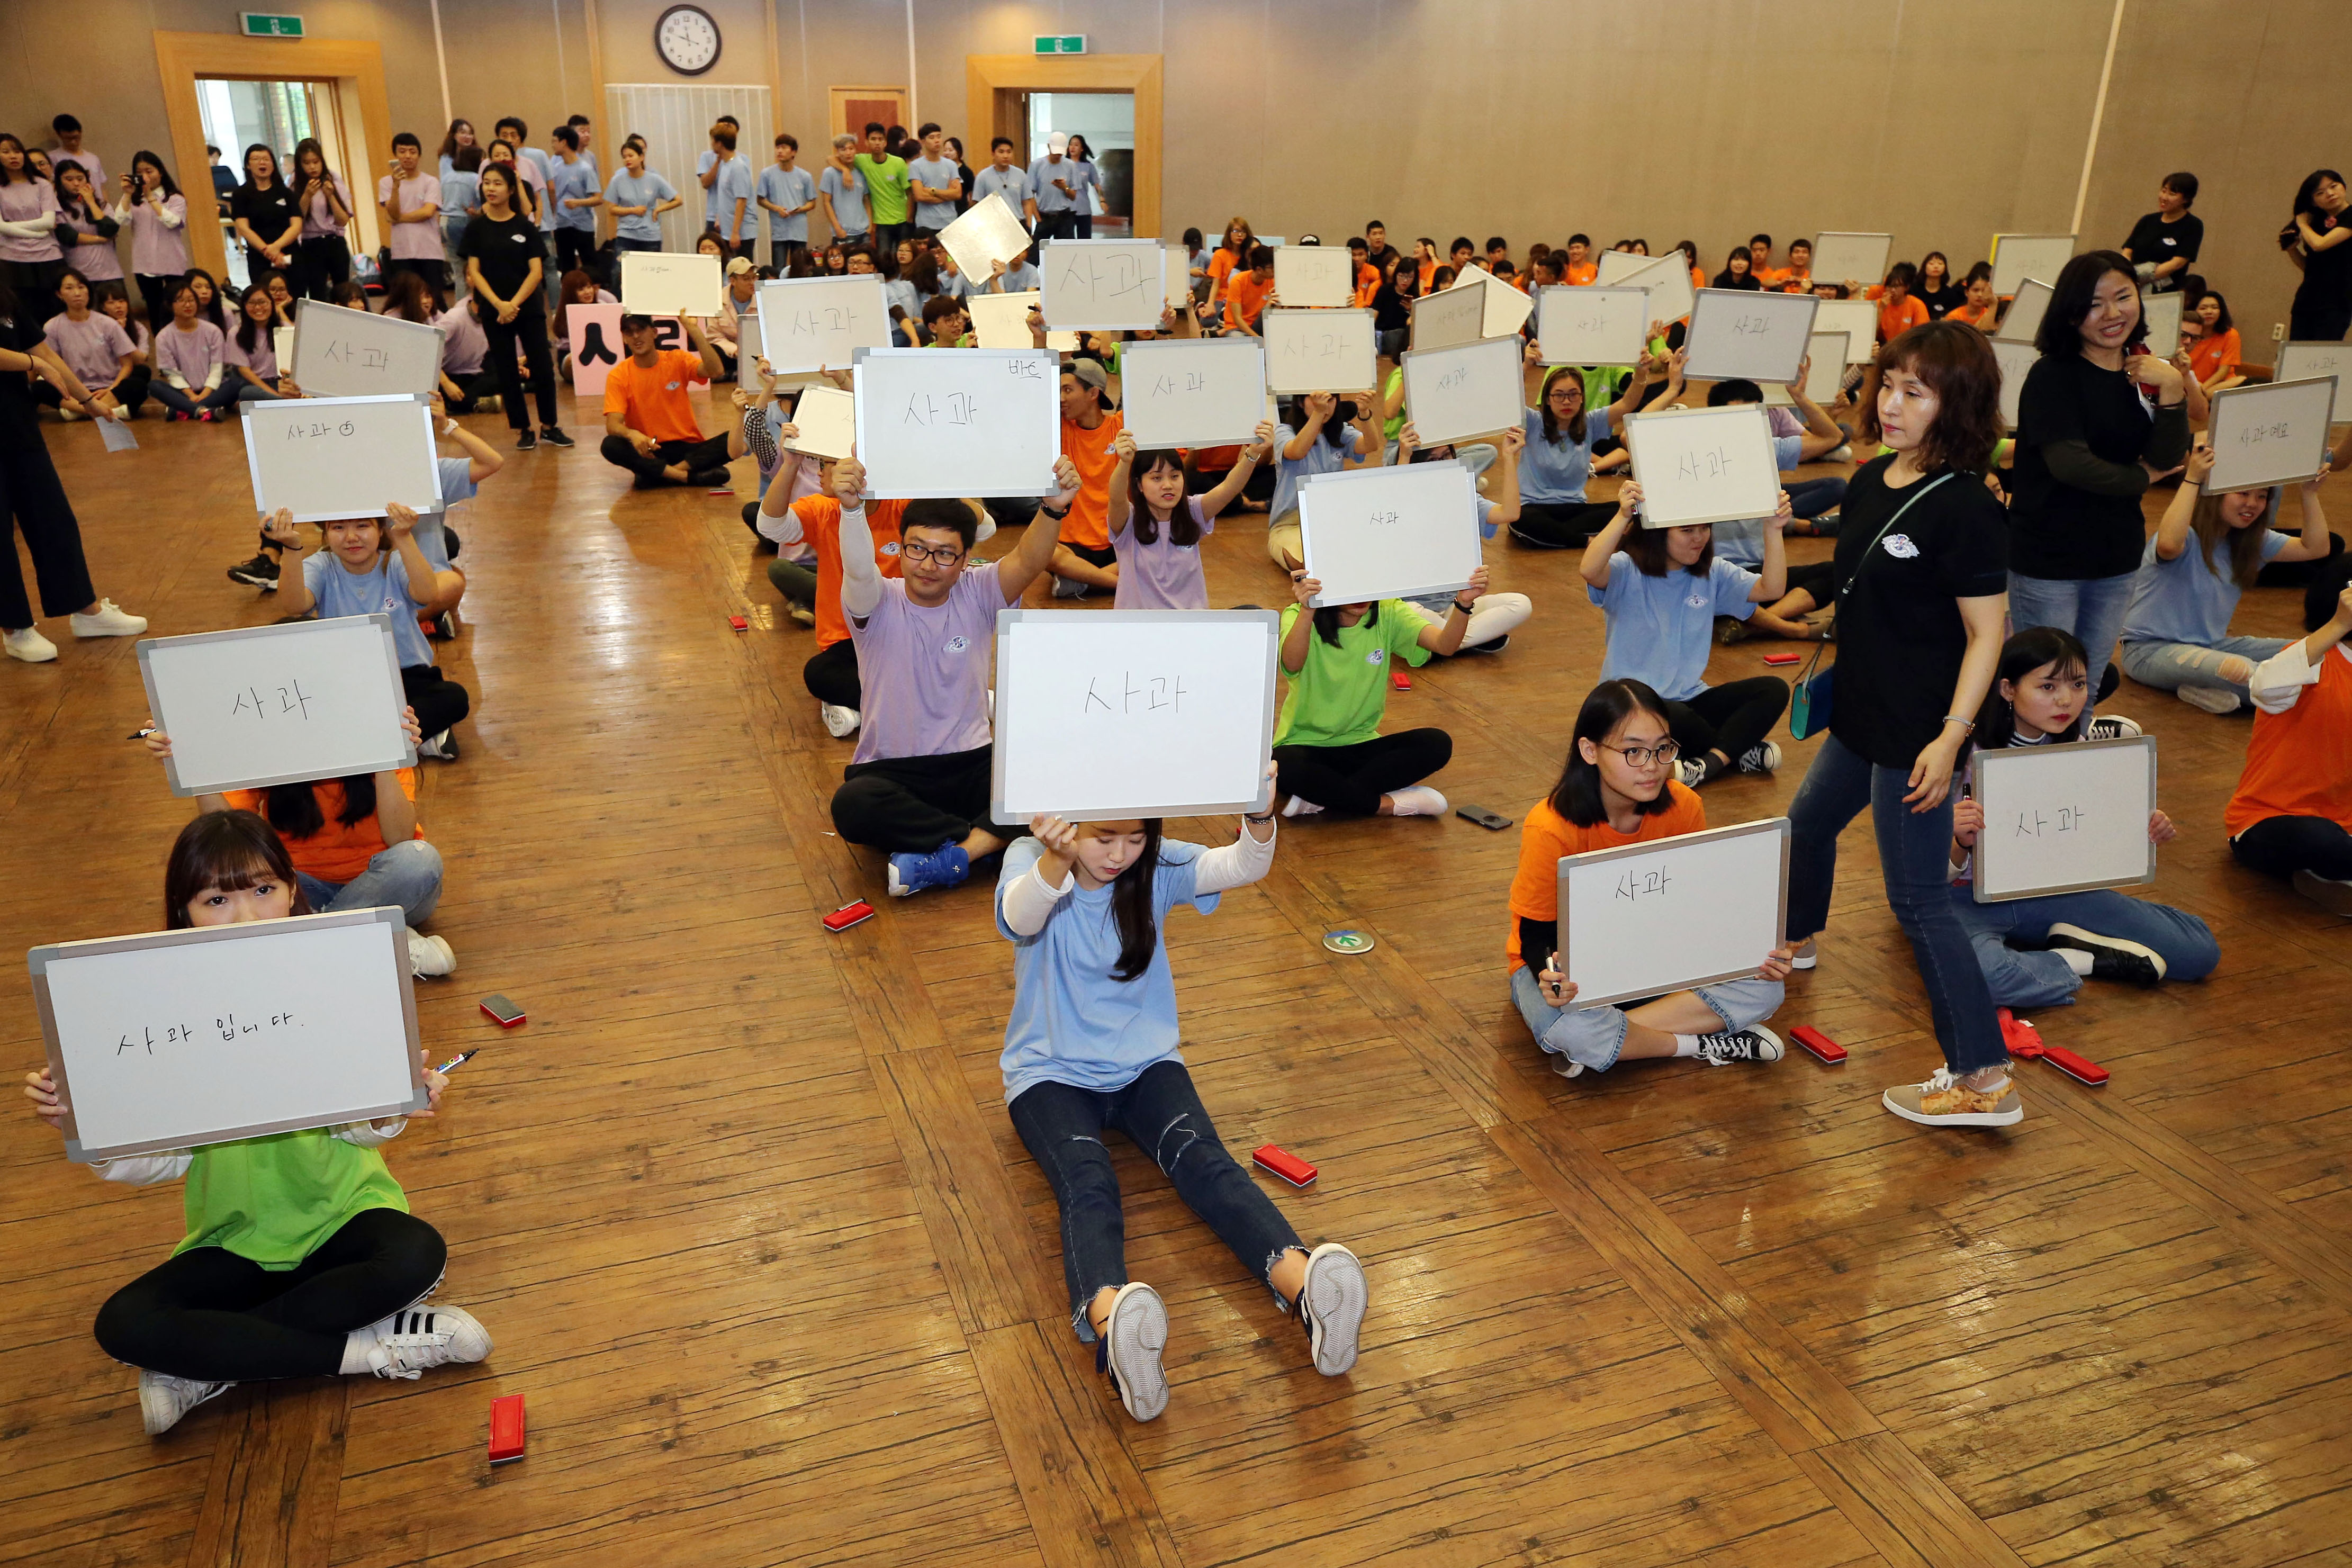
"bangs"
187,840,282,895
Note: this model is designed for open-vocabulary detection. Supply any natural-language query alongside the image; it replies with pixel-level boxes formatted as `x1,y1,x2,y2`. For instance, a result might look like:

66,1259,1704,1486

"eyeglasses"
898,540,965,566
1600,740,1680,768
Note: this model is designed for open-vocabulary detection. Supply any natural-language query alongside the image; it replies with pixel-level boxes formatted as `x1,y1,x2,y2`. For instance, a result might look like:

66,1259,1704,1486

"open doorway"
197,77,339,287
967,53,1161,238
1025,92,1132,238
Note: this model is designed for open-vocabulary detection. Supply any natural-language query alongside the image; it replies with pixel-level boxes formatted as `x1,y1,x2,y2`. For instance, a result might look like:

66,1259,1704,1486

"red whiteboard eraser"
488,1393,526,1463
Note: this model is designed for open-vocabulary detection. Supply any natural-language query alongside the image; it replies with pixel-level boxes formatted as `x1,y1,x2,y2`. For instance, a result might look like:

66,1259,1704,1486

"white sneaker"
1279,795,1324,818
407,931,456,978
138,1369,233,1435
347,1303,492,1380
820,702,860,738
57,403,83,421
1100,1282,1169,1422
4,627,58,663
1386,785,1448,817
975,515,997,543
2086,714,2142,740
1789,938,1818,970
1673,756,1709,789
69,599,146,638
1295,1243,1369,1376
1825,443,1853,464
2176,685,2241,715
1736,740,1782,773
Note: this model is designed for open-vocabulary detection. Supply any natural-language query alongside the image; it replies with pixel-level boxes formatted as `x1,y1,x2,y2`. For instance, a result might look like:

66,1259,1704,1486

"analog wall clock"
654,4,721,75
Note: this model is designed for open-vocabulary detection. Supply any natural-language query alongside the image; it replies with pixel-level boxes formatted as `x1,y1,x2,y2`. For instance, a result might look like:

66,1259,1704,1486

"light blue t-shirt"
818,164,868,235
1518,402,1613,504
972,166,1030,208
2120,527,2290,647
602,169,675,242
995,258,1041,293
755,165,815,242
1272,420,1374,519
409,456,478,575
1709,433,1805,566
438,169,479,221
906,155,960,229
713,157,755,241
1589,553,1759,701
517,146,556,231
995,836,1217,1104
1028,156,1082,213
548,157,599,232
695,149,718,223
304,547,432,668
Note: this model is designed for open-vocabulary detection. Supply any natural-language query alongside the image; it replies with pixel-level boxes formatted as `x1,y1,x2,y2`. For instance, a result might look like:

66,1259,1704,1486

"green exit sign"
1033,33,1087,55
239,12,305,37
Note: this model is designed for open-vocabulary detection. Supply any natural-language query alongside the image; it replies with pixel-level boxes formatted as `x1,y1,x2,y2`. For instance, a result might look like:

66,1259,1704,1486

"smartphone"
479,994,526,1028
1455,804,1513,831
487,1393,526,1464
1789,1025,1847,1064
1763,651,1802,665
822,899,876,932
1252,1144,1317,1187
1390,672,1411,690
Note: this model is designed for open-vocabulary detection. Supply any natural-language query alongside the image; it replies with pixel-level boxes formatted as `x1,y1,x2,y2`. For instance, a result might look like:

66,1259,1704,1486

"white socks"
2059,948,2095,976
338,1330,380,1375
1672,1035,1703,1057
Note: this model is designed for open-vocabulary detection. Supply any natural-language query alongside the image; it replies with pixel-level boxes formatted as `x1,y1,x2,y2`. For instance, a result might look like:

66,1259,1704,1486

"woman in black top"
1913,252,1964,319
228,144,300,278
2121,172,2203,295
458,165,566,451
2281,168,2351,341
1783,320,2015,1129
1710,249,1763,291
2007,251,2189,709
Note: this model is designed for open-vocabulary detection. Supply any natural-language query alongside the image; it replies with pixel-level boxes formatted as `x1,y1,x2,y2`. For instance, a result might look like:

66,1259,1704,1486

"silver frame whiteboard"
1621,402,1785,528
1969,735,2158,903
1682,288,1822,384
1119,336,1270,449
2204,377,2340,492
240,393,443,522
1556,817,1791,1009
137,614,417,795
1990,234,2077,300
289,298,444,397
850,346,1063,499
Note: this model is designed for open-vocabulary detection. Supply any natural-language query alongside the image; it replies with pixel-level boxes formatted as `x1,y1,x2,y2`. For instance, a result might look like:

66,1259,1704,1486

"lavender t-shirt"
223,326,277,379
847,557,1014,764
376,173,444,260
43,312,134,385
1111,497,1213,610
437,303,486,375
58,208,124,281
129,193,191,276
154,319,224,385
0,179,61,263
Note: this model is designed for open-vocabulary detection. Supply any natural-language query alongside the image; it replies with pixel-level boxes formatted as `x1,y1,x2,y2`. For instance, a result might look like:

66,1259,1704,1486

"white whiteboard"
1263,308,1377,394
1683,289,1822,384
1164,242,1193,308
993,610,1279,822
1408,285,1486,353
2141,291,2184,354
1811,299,1879,361
2276,340,2351,410
1040,239,1165,331
290,299,443,397
1401,335,1525,447
1623,403,1782,528
1453,267,1534,337
1997,278,2054,344
1273,246,1355,309
968,289,1077,352
33,908,426,1164
139,616,413,795
1970,737,2156,901
852,347,1061,499
936,193,1031,289
1990,234,2076,299
241,394,443,522
621,249,722,317
1558,818,1789,1008
1993,338,2037,430
755,275,891,372
1121,336,1268,448
1594,250,1654,286
1615,253,1695,327
1804,332,1849,400
1299,461,1483,607
1536,284,1647,367
2205,377,2338,492
783,382,856,460
1809,233,1891,290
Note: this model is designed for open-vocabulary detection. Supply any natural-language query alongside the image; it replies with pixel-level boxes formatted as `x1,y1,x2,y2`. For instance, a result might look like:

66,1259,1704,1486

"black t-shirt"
459,212,547,313
231,182,300,250
1916,280,1965,319
2295,211,2352,310
2123,210,2204,272
2008,352,2166,579
0,305,44,448
1828,459,2008,769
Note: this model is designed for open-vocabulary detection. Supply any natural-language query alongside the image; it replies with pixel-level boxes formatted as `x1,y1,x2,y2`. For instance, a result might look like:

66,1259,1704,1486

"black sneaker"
687,466,731,488
227,552,279,590
2043,923,2165,985
418,728,461,762
441,525,460,560
1459,634,1509,655
1693,1025,1786,1066
539,426,574,448
515,428,537,451
430,610,459,640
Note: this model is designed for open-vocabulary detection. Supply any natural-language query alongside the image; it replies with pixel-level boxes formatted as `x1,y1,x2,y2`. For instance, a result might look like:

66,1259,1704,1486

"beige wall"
6,0,2342,354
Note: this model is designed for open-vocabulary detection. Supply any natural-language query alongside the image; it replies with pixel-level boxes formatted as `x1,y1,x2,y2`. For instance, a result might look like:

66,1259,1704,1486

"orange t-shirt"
602,349,705,444
1778,271,1813,294
1416,258,1437,294
1351,261,1380,308
1752,266,1789,289
794,495,905,649
1948,303,1996,328
1207,248,1242,295
1225,269,1275,330
1563,262,1598,286
2227,646,2352,837
2191,327,2241,385
1504,784,1708,971
1060,410,1125,550
225,772,422,886
1867,290,1929,342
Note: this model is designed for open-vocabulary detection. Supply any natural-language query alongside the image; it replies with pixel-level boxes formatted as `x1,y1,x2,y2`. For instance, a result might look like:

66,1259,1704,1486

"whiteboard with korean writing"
2205,377,2338,492
1121,337,1268,448
968,289,1077,352
1812,299,1879,360
621,249,722,317
1623,403,1782,528
139,616,413,795
1298,461,1482,607
1263,308,1377,394
1990,234,2076,299
1996,278,2053,343
993,610,1279,822
32,909,427,1164
782,382,856,460
1809,233,1891,290
2141,291,2184,354
1558,819,1789,1008
852,347,1061,499
1805,332,1849,399
1536,284,1648,366
1409,285,1486,353
241,394,442,522
1273,245,1355,309
1041,240,1165,330
290,299,443,396
1616,253,1695,327
1683,288,1821,383
1993,338,2037,429
754,274,891,371
2276,340,2351,409
1970,737,2156,902
936,192,1031,287
1401,335,1525,446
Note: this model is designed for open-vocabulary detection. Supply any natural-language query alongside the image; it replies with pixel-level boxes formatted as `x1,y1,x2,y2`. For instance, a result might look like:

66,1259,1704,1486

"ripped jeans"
1009,1059,1305,1342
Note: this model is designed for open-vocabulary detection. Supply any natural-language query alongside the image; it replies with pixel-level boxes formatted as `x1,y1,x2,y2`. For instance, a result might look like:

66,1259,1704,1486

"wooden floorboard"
1,376,2348,1567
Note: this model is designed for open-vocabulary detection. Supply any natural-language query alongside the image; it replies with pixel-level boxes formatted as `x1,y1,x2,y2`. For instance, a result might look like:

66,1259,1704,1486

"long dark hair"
2036,250,2145,357
1125,451,1200,546
0,134,35,187
234,283,274,354
163,811,313,930
51,160,103,224
186,268,229,329
262,774,380,841
2197,290,2234,334
1711,250,1760,290
1971,626,2089,753
1548,680,1679,828
1311,599,1378,646
1622,520,1710,577
1104,819,1169,983
2281,168,2346,250
131,150,181,203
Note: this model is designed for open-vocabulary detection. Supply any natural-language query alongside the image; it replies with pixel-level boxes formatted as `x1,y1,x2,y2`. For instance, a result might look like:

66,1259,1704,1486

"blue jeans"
295,840,443,925
1786,733,2007,1074
2006,572,2137,716
1510,966,1783,1076
2116,634,2288,704
150,381,241,417
1787,475,1846,518
1008,1059,1304,1342
1948,882,2217,1008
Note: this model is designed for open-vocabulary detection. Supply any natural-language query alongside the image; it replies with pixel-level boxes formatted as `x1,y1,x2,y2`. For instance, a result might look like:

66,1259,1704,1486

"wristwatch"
1040,503,1070,519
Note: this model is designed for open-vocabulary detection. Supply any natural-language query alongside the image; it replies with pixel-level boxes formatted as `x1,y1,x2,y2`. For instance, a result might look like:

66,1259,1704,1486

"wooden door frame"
828,85,912,141
963,55,1161,238
153,32,395,285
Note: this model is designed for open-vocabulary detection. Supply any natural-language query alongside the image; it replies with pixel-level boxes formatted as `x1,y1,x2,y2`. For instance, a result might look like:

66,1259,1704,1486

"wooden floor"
4,382,2351,1568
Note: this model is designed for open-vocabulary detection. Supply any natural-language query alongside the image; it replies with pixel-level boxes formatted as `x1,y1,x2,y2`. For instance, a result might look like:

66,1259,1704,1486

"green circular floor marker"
1323,929,1375,955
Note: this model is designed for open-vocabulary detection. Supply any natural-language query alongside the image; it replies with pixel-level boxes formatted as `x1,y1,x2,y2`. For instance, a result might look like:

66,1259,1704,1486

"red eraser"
729,615,748,630
1789,1025,1847,1064
2039,1042,2110,1085
706,486,735,496
1390,672,1411,690
1762,651,1801,665
488,1393,525,1463
822,899,876,931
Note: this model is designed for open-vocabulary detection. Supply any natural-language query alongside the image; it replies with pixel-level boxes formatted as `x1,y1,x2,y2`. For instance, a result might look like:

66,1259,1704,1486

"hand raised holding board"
2204,376,2338,494
1121,337,1269,448
1273,246,1354,309
139,616,415,794
852,347,1062,499
621,249,722,318
1263,308,1377,394
1557,819,1790,1008
1623,403,1782,528
1297,462,1483,607
1683,289,1821,384
1400,336,1524,447
290,299,444,397
242,394,442,521
1535,284,1648,366
754,275,890,372
1041,240,1166,331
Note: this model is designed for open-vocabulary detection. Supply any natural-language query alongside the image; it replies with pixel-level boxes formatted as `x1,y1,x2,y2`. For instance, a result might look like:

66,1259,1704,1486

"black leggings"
1662,677,1789,767
831,743,1020,853
2231,816,2352,882
291,234,351,301
401,662,471,740
442,368,503,414
1511,500,1620,549
2287,295,2350,345
0,438,96,629
804,637,860,708
1273,728,1452,814
480,310,557,430
93,1207,445,1381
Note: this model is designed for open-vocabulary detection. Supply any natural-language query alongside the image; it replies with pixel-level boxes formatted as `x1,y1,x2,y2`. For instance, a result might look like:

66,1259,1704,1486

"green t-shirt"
175,1125,410,1270
856,154,911,225
1275,600,1434,749
1382,367,1404,443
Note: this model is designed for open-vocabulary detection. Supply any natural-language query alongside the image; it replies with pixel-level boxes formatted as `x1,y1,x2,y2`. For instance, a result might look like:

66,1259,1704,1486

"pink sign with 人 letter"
564,303,710,398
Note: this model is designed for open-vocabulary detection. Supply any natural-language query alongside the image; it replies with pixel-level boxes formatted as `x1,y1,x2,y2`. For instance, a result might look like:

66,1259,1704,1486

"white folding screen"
605,83,775,264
